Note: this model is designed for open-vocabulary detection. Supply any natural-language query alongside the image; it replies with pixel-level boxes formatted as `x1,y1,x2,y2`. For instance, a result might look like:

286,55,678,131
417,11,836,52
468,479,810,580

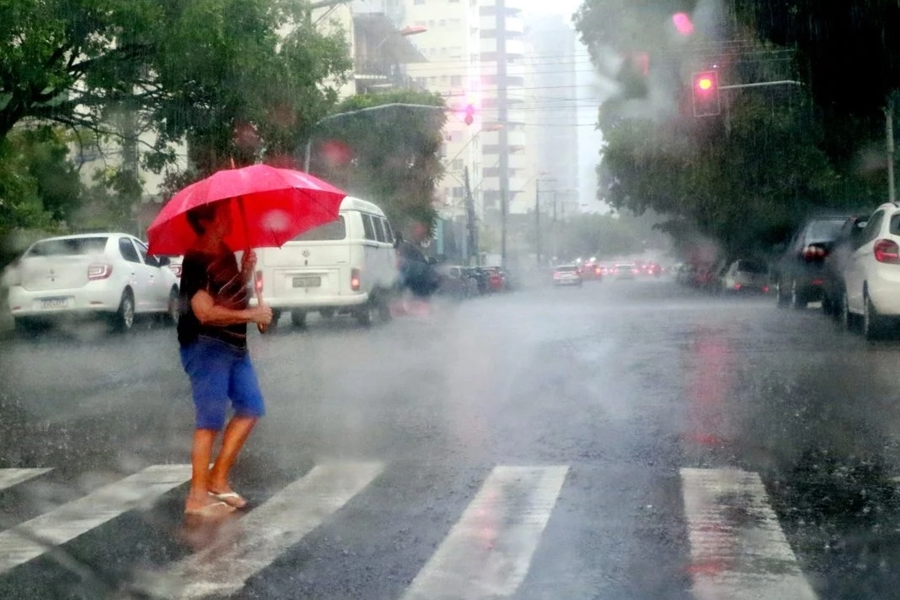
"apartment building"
402,0,484,218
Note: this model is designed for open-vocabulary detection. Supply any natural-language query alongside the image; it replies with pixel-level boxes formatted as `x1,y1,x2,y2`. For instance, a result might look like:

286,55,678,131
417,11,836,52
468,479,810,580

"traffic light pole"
497,0,509,269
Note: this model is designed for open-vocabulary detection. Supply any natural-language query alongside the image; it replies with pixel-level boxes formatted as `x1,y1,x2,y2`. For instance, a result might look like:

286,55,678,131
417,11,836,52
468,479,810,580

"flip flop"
208,491,248,509
184,501,235,517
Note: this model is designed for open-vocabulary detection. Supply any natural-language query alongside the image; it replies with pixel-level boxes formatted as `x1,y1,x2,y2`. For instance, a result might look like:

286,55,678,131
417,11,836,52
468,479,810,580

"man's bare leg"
185,428,221,513
208,415,258,502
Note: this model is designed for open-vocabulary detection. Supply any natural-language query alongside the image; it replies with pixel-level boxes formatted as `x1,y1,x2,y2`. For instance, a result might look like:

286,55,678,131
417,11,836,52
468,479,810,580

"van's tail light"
170,263,183,277
351,268,361,291
874,239,900,264
254,270,264,294
88,263,113,280
802,245,828,260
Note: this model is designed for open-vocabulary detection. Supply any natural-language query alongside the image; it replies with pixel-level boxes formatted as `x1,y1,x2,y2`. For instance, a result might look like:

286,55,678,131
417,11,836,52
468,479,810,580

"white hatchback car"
4,233,180,333
842,202,900,339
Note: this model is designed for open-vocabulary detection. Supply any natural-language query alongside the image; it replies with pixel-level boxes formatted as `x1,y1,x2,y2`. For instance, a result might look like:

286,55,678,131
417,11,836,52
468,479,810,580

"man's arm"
191,290,271,326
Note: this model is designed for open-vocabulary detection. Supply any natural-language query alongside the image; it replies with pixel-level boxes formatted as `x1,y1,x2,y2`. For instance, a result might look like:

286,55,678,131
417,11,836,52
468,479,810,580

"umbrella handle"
237,195,267,334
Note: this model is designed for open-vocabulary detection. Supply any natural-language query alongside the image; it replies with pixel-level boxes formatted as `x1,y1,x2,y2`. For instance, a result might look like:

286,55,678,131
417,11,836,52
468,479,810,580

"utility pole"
497,0,509,269
464,166,478,265
535,178,541,266
551,192,557,260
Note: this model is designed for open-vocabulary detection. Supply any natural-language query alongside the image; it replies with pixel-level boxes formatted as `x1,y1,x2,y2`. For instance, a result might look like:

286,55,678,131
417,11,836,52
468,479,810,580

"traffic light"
691,70,720,117
464,104,475,126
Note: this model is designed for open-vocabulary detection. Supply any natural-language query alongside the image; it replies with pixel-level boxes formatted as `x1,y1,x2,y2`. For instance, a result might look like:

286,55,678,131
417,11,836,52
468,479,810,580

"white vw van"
252,196,399,328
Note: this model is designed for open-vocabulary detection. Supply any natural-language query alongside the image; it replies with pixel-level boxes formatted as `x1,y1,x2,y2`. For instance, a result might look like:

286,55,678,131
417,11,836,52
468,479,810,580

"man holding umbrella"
146,163,348,517
177,200,272,517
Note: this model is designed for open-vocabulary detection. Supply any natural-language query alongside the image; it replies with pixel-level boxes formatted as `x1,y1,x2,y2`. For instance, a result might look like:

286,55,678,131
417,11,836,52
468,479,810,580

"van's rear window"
292,217,346,241
27,237,108,256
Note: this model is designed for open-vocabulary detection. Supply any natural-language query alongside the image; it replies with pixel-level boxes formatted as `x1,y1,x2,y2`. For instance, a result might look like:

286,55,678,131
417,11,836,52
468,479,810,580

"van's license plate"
41,297,70,309
292,276,321,288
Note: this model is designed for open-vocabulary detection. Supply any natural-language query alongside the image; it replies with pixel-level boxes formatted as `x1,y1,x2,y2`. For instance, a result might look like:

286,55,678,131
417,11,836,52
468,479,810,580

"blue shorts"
180,336,265,430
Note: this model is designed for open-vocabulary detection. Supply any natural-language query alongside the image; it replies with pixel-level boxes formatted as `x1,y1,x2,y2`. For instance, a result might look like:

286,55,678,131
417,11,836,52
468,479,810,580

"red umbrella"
146,164,347,256
146,164,347,333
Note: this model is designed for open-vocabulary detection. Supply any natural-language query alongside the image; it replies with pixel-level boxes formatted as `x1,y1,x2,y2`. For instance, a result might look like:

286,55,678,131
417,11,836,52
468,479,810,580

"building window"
450,75,462,86
451,159,463,170
414,0,424,4
452,187,465,198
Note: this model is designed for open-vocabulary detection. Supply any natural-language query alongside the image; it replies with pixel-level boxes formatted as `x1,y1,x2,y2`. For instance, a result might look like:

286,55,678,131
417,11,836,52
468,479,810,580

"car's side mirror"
156,256,170,267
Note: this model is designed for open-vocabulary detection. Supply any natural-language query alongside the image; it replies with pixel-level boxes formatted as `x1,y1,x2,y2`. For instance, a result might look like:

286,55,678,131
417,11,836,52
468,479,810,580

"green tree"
573,0,878,258
308,90,447,236
147,0,352,176
0,0,353,232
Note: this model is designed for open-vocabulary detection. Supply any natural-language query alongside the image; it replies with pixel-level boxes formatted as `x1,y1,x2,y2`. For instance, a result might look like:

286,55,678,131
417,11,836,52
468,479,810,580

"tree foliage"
574,0,889,259
0,0,352,234
308,90,447,236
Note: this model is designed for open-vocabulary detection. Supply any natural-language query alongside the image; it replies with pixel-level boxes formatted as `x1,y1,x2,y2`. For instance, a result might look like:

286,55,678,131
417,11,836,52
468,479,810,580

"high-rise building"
525,14,579,220
403,0,483,218
478,0,535,223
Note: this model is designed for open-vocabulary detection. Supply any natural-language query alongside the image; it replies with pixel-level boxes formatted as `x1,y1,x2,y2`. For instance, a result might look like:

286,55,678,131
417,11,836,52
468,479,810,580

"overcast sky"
518,0,608,212
519,0,582,20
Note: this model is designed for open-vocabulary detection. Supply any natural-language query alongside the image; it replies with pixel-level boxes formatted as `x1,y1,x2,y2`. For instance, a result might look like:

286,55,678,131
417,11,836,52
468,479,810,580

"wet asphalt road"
2,277,900,599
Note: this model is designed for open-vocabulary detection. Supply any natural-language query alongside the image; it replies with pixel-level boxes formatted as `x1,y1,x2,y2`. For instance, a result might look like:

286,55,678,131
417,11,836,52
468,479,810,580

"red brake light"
88,264,113,280
351,268,361,291
170,264,183,277
733,284,742,290
802,245,827,260
874,239,900,264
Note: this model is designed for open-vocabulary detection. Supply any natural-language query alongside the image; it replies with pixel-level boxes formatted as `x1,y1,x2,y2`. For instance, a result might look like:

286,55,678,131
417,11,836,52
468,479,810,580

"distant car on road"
719,259,769,294
613,263,638,280
5,233,180,333
553,265,583,287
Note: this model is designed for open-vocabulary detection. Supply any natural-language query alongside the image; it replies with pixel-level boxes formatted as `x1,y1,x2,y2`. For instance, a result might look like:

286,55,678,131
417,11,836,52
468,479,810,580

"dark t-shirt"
177,247,249,348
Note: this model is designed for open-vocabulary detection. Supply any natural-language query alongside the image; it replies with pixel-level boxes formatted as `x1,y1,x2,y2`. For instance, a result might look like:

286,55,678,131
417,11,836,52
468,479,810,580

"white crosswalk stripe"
0,462,822,600
680,468,818,600
0,464,191,575
402,465,569,600
0,468,52,493
169,461,384,599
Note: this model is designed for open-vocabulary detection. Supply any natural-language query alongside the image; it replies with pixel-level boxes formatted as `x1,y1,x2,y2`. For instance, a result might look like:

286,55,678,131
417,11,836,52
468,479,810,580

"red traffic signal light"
691,70,720,117
464,104,475,126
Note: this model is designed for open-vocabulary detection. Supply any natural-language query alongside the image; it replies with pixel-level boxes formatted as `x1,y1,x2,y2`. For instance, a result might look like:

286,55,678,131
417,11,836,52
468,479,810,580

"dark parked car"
773,215,863,309
821,214,870,318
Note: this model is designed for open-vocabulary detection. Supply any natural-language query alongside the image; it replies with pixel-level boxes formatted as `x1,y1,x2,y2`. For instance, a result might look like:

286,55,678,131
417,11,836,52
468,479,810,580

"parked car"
436,265,470,299
552,264,583,287
821,215,870,319
465,267,491,295
5,233,180,333
251,196,398,329
840,203,900,339
773,215,859,309
719,259,770,293
484,267,508,292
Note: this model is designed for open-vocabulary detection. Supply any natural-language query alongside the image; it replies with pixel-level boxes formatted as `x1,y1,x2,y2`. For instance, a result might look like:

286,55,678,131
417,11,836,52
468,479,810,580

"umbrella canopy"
147,164,347,256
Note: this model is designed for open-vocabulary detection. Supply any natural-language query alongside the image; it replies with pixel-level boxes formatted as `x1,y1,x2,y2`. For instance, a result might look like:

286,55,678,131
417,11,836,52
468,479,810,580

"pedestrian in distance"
177,200,273,517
